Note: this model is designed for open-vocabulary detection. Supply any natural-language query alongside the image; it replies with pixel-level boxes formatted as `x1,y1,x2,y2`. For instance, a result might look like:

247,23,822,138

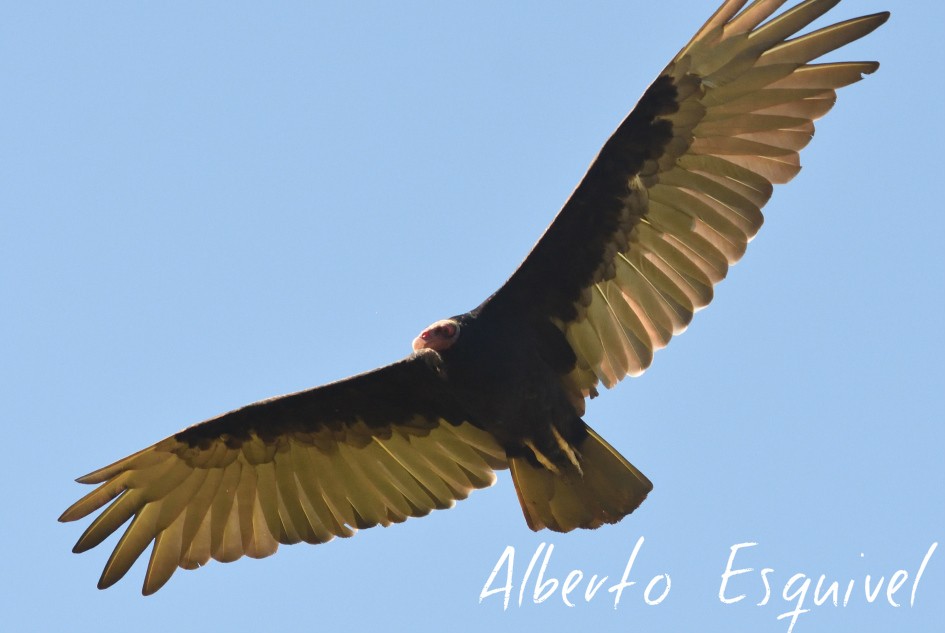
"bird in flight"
62,0,888,595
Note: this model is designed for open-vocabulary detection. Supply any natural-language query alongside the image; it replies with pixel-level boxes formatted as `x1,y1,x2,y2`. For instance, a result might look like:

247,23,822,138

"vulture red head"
412,319,461,352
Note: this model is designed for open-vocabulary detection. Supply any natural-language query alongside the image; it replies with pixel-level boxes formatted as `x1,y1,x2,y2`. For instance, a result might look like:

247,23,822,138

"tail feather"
509,425,652,532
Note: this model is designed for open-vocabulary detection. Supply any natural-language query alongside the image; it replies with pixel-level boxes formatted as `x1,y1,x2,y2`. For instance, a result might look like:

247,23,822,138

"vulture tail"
509,424,652,532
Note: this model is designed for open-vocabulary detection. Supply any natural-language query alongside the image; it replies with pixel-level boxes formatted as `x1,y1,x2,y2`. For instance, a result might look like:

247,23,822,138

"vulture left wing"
60,354,506,594
482,0,887,396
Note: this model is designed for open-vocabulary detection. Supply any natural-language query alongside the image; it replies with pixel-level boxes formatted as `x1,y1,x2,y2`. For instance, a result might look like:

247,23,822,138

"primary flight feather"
61,0,888,595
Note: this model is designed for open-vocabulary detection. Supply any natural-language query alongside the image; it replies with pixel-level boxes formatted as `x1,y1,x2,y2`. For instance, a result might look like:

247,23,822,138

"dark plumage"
61,0,889,595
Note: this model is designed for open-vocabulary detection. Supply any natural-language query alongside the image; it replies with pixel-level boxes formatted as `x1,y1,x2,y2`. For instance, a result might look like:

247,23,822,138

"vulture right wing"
481,0,888,399
60,354,507,595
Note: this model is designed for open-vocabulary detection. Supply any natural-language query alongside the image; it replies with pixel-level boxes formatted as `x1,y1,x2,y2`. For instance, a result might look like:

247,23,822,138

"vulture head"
412,318,461,352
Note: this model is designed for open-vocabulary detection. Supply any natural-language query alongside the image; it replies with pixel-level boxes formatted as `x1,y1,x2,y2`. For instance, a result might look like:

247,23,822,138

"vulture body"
61,0,889,595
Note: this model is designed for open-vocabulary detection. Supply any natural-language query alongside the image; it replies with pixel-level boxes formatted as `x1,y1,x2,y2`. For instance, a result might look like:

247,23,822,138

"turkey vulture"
61,0,888,595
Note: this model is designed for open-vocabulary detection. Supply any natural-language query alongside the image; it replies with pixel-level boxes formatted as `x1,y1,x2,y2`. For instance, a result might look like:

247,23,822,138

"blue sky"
2,1,942,632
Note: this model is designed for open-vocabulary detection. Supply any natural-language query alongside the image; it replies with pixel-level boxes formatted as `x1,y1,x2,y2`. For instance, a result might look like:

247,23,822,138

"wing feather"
179,463,224,562
145,512,185,595
212,459,248,561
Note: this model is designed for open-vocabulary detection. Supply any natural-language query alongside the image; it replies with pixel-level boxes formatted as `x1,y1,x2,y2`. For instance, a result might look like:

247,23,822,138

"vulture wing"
481,0,888,398
59,355,506,595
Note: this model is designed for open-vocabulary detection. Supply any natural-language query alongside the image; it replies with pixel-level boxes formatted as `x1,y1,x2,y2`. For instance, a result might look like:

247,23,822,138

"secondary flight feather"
61,0,888,595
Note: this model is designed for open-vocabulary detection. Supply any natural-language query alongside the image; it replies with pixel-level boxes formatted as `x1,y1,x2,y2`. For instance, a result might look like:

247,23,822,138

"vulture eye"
412,320,460,352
